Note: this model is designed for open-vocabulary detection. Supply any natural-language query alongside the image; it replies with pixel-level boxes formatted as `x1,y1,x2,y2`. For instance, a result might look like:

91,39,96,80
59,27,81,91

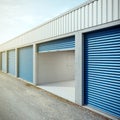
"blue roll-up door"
38,36,75,52
8,50,15,75
2,52,6,72
84,25,120,118
18,46,33,83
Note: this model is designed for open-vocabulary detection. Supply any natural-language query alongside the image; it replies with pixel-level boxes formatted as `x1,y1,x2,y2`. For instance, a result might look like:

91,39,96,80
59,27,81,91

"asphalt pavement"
0,72,110,120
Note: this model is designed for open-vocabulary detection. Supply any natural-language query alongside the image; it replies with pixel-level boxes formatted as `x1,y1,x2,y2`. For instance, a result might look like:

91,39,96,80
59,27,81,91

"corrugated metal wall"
0,0,120,51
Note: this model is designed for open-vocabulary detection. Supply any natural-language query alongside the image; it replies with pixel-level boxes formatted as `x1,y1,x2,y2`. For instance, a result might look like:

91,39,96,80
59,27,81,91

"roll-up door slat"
38,36,75,52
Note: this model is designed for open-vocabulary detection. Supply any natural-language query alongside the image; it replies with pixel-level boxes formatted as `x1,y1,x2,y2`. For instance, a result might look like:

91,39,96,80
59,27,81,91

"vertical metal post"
75,32,84,105
15,48,18,77
33,44,37,85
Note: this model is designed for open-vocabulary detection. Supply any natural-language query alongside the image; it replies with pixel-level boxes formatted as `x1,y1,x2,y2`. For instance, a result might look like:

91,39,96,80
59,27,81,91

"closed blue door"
8,50,15,75
38,36,75,52
2,52,6,72
18,46,33,83
84,25,120,118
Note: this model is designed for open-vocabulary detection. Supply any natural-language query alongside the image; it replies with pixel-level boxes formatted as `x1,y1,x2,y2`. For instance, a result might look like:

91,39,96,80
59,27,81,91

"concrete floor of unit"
39,80,75,102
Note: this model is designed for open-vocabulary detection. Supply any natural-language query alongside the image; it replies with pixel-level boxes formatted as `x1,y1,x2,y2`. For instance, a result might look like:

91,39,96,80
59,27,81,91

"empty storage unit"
37,36,75,102
18,46,33,83
8,50,15,75
0,0,120,119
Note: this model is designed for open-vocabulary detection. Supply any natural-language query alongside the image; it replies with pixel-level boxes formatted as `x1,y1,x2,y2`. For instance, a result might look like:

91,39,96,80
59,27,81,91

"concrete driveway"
0,72,109,120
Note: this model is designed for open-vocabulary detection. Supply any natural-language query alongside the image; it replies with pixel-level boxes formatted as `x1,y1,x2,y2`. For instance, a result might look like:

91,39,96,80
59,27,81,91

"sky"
0,0,86,44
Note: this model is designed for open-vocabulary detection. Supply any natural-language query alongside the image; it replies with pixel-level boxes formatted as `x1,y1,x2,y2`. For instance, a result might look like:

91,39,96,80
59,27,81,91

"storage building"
0,0,120,119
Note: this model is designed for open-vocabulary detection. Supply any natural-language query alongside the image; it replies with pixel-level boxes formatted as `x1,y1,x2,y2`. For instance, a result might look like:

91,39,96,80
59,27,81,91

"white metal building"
0,0,120,119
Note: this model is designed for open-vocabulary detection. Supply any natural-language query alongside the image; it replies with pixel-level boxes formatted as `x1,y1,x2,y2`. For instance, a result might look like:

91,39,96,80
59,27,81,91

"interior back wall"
37,51,75,84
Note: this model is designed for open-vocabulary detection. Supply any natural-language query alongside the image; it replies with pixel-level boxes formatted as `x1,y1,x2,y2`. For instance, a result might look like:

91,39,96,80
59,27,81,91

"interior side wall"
37,51,75,84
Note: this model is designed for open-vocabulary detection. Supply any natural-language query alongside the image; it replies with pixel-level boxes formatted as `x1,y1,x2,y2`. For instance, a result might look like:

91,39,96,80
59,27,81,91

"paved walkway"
0,72,109,120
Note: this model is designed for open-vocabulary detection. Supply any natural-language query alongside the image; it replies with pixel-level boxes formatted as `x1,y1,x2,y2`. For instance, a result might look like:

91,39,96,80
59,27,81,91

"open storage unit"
37,36,75,102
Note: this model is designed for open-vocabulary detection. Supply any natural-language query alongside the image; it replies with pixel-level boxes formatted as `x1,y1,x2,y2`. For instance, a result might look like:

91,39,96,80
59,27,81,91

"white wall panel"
102,0,107,23
113,0,119,20
53,21,55,37
107,0,113,22
51,22,53,37
66,14,69,33
51,21,53,37
93,1,97,26
45,24,48,38
40,27,43,39
26,32,33,43
38,27,42,39
44,24,47,38
61,16,63,34
75,10,78,31
56,19,58,36
0,0,120,51
54,21,56,36
63,15,66,34
39,27,42,39
72,11,75,32
61,16,64,35
43,25,46,38
58,17,61,35
50,22,52,37
78,8,81,30
68,12,72,33
88,3,93,27
85,5,88,28
48,23,50,38
47,22,50,38
44,25,47,38
97,0,102,24
56,19,59,36
81,7,85,29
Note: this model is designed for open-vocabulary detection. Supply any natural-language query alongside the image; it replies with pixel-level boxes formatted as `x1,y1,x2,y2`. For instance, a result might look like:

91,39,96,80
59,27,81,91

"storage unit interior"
37,51,75,102
37,36,75,102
